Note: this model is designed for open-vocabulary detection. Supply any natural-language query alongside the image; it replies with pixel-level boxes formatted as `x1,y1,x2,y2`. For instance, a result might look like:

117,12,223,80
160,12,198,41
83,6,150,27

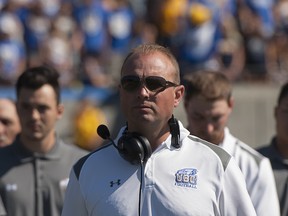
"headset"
97,115,180,165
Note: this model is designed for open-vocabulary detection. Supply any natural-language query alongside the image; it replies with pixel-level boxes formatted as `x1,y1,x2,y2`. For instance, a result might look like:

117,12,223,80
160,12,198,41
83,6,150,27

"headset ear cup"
117,133,152,164
134,134,152,162
168,116,180,148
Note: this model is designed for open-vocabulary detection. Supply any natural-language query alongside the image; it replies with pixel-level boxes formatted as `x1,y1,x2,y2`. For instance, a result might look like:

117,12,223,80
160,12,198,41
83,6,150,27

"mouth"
28,123,41,131
0,136,6,142
132,104,154,116
138,104,150,108
134,104,152,110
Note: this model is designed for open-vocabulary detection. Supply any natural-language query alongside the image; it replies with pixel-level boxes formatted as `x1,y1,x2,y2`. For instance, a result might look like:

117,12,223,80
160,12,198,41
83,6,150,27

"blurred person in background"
48,1,83,87
104,0,135,85
20,1,52,67
0,98,21,147
40,26,76,87
147,0,224,78
0,65,88,216
184,70,280,216
265,0,288,84
73,98,107,151
0,2,26,86
258,82,288,216
216,14,246,81
236,0,275,82
73,0,112,88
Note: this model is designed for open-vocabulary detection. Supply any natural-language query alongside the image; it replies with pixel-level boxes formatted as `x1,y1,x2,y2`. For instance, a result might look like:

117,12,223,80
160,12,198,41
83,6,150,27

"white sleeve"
251,158,280,216
220,158,257,216
61,169,88,216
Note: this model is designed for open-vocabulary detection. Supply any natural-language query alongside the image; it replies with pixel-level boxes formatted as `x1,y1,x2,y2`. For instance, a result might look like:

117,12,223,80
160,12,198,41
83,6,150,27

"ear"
16,101,20,115
57,103,64,120
274,105,278,118
228,97,234,109
174,85,185,107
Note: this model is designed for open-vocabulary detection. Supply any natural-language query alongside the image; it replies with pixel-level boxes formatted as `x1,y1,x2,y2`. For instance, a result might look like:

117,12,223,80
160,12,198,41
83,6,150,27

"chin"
26,133,43,141
129,115,153,126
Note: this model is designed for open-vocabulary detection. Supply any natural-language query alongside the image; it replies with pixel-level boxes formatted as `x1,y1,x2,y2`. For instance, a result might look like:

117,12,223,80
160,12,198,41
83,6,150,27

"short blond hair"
121,44,180,84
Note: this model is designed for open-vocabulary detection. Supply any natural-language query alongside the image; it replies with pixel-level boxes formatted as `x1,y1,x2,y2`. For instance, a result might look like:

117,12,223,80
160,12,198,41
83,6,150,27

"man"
184,70,280,216
258,82,288,215
0,66,88,216
0,98,21,147
62,44,256,215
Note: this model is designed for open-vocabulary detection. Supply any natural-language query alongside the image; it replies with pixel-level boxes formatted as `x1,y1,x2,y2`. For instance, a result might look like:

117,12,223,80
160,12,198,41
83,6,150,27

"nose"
31,109,41,120
138,84,150,98
204,122,215,134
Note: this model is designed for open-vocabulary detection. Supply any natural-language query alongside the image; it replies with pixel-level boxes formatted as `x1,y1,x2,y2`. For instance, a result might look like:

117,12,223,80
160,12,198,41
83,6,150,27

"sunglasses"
121,75,178,92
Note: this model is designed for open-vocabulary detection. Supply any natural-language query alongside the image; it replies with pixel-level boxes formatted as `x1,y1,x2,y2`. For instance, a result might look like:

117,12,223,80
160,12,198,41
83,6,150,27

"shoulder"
186,135,232,171
0,144,14,154
0,142,19,160
257,144,273,158
224,130,267,166
55,141,90,169
0,143,22,176
58,140,89,157
256,137,274,157
235,140,266,166
72,143,113,179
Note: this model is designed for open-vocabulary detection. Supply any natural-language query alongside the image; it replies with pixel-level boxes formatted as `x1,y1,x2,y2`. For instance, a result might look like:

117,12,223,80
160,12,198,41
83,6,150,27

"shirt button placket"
35,158,44,216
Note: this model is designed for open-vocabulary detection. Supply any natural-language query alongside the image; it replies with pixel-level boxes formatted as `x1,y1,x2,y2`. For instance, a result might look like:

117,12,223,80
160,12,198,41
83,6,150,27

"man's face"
185,96,232,145
16,84,63,142
0,99,21,147
275,96,288,144
119,52,183,131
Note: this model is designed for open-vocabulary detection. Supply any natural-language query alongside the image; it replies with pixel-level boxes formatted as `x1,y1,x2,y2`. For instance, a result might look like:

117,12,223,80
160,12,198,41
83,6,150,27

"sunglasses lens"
121,76,141,91
145,76,166,91
121,75,172,92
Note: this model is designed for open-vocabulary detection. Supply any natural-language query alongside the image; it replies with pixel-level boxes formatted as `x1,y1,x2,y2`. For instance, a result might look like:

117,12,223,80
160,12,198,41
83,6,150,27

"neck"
149,131,171,152
20,133,56,154
129,122,171,152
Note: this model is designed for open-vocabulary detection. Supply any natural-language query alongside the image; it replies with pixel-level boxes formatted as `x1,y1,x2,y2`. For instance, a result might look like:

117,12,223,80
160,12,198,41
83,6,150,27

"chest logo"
175,168,198,189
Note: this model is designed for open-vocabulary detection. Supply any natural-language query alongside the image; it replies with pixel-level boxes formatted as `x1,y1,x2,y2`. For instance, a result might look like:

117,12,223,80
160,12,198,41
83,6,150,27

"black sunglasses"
121,75,178,92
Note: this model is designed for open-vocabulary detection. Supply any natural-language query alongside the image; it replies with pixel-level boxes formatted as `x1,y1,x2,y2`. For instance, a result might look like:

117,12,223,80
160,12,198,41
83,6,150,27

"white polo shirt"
62,121,256,216
220,128,280,216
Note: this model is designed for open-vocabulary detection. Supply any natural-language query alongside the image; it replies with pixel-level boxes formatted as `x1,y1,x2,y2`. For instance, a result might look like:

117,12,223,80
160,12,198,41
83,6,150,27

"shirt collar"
116,120,189,150
269,137,288,164
12,135,63,162
218,127,236,155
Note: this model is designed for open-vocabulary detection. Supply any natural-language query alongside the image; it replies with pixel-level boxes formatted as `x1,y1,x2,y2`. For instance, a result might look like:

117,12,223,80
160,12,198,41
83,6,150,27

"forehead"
187,96,229,113
122,52,174,77
17,85,57,104
0,100,17,117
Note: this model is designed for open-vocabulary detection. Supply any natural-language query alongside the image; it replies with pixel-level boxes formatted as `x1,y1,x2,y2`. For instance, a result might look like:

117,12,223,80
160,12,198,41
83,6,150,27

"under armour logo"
5,184,18,191
110,179,121,187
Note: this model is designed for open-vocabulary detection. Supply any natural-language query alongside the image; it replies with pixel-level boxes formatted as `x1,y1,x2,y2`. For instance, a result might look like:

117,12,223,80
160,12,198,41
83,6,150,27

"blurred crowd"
1,0,288,89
